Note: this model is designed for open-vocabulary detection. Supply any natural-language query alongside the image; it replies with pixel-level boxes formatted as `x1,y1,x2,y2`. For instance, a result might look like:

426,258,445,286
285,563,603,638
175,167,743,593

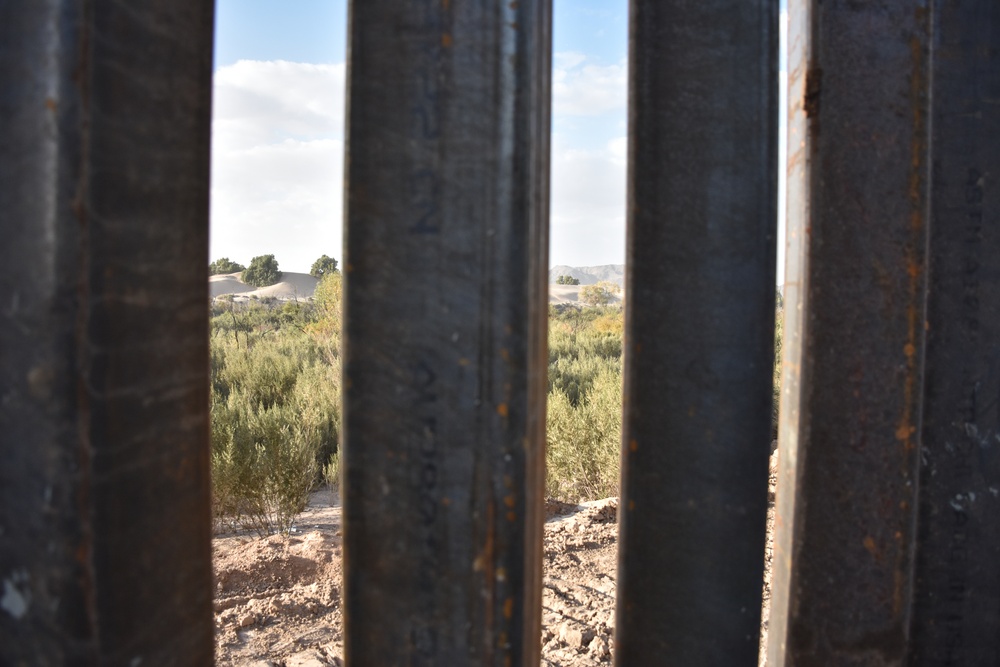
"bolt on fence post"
341,2,551,665
0,1,215,664
615,1,779,665
768,1,1000,665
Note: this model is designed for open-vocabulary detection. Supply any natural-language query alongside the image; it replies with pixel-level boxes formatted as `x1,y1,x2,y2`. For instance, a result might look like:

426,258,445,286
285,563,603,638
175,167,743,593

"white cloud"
547,53,628,265
549,135,627,266
552,53,627,117
554,51,587,70
210,57,628,272
211,61,345,272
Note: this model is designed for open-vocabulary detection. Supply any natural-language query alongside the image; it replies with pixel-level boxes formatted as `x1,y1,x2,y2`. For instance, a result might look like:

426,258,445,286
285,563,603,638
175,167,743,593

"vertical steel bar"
768,1,932,664
342,2,551,665
0,1,215,664
908,2,1000,663
615,1,778,664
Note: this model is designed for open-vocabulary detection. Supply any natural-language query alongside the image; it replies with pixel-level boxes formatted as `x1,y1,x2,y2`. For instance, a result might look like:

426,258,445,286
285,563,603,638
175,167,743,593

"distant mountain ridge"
548,264,625,287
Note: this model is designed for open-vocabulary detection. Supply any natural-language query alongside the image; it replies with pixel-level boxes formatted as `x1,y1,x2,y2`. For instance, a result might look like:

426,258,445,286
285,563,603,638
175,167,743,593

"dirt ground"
213,451,778,667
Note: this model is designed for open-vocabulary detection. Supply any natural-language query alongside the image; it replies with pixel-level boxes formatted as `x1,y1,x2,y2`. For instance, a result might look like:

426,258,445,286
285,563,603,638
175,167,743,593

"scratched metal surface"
768,2,931,665
614,1,778,664
0,1,215,664
341,2,551,665
907,2,1000,663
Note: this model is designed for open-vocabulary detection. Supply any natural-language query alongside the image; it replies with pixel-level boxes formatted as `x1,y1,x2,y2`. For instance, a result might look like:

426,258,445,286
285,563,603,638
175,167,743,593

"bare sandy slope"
548,285,624,306
213,495,619,667
549,284,584,305
210,272,623,307
210,272,319,301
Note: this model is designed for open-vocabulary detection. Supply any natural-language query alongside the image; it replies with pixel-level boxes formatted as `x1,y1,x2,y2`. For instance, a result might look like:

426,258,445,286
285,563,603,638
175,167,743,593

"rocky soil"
214,452,778,667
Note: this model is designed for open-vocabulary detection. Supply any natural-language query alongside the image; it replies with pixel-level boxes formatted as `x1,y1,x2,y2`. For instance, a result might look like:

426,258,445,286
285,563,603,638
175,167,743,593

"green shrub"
243,254,282,287
323,451,340,491
211,395,320,535
548,312,623,406
579,281,621,307
546,367,623,502
210,330,340,535
210,257,246,275
310,254,339,278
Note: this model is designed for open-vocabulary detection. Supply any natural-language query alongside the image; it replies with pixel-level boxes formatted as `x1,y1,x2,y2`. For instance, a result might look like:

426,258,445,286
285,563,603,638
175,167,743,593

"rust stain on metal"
804,67,822,118
889,17,931,624
896,30,929,457
496,403,508,417
863,535,881,563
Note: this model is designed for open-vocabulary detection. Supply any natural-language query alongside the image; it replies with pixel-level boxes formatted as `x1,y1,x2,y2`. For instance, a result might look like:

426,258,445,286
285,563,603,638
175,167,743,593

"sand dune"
210,270,621,306
549,284,582,305
210,271,319,301
548,284,623,306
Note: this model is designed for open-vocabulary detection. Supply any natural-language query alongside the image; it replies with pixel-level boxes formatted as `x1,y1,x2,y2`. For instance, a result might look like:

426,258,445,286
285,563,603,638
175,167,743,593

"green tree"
579,281,622,307
556,275,580,285
209,257,246,275
310,254,339,278
243,254,282,287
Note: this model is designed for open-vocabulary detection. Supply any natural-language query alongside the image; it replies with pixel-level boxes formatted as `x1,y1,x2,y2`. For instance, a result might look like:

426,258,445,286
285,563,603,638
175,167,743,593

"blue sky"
211,2,784,278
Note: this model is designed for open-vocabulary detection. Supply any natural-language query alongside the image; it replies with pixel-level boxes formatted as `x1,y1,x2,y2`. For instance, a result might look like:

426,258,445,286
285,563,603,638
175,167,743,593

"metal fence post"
342,2,551,665
615,1,778,664
769,1,1000,664
907,2,1000,663
0,1,215,664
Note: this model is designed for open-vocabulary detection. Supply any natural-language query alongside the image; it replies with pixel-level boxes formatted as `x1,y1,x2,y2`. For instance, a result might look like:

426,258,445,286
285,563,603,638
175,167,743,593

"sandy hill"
210,271,319,301
549,265,625,287
548,284,623,306
210,267,626,306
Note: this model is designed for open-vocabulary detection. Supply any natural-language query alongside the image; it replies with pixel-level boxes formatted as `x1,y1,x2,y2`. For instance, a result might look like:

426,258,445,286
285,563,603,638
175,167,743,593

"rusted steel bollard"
615,1,779,665
0,1,216,664
770,1,1000,665
342,2,552,665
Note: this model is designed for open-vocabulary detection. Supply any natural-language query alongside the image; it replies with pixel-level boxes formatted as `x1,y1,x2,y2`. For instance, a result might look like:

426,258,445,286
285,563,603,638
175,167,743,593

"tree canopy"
556,275,580,285
242,254,282,287
310,254,339,279
579,281,622,307
210,257,246,275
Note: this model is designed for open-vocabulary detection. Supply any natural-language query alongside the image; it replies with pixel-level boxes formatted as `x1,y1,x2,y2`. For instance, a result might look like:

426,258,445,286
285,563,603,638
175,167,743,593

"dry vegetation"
209,276,782,665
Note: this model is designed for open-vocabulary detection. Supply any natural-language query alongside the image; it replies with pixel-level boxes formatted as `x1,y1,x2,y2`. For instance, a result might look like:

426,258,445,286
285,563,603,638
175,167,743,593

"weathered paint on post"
0,1,215,664
615,1,778,664
342,2,551,665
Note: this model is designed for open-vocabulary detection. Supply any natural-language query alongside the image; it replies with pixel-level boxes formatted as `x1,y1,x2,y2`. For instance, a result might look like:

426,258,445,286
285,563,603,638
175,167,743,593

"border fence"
1,1,997,665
